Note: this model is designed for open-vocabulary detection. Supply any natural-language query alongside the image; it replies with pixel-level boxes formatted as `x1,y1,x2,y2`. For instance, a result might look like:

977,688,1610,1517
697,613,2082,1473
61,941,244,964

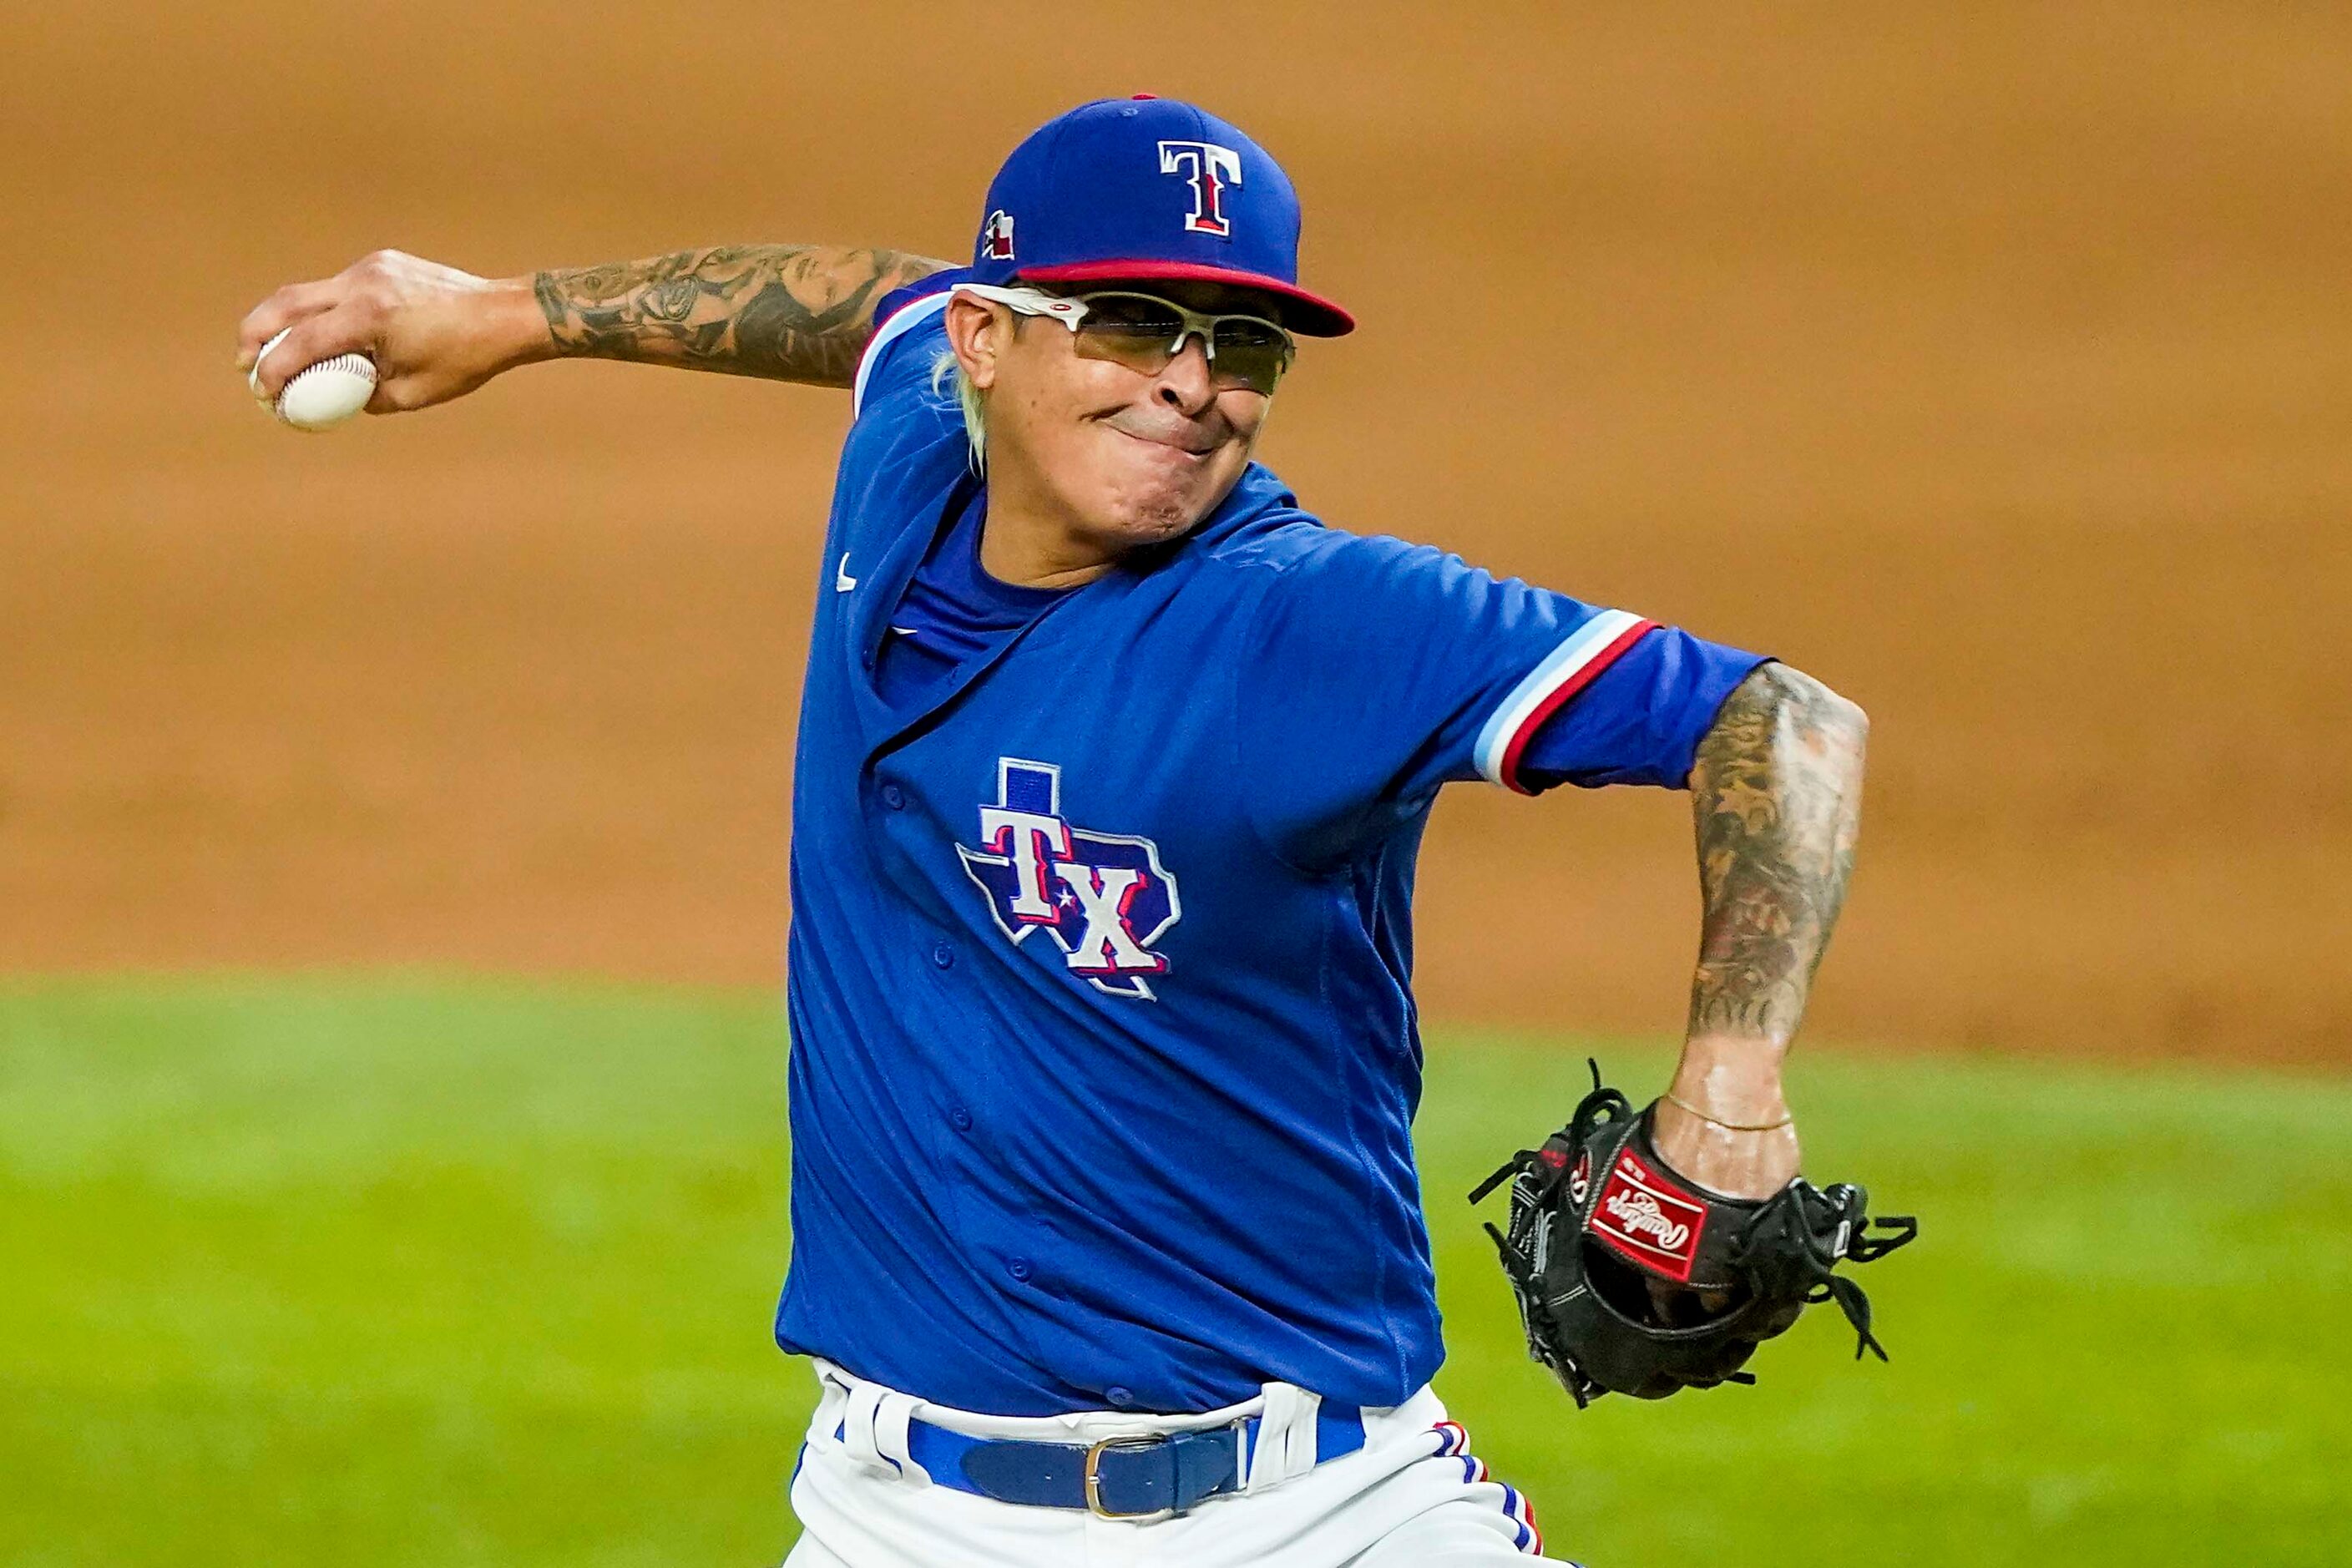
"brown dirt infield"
3,3,2346,1065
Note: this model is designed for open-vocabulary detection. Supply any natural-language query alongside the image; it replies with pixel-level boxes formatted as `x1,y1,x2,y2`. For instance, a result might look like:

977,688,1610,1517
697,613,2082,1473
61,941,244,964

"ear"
943,293,1012,393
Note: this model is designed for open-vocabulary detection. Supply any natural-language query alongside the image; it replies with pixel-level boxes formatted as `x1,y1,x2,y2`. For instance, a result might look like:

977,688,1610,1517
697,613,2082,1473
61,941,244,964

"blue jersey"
873,484,1065,711
773,278,1768,1417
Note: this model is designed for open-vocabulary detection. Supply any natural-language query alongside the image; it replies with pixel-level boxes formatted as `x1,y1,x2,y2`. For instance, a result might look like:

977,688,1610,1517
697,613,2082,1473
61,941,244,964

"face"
946,281,1287,558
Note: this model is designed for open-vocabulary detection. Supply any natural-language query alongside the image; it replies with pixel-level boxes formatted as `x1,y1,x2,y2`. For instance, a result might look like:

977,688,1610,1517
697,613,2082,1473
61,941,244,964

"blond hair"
930,350,988,475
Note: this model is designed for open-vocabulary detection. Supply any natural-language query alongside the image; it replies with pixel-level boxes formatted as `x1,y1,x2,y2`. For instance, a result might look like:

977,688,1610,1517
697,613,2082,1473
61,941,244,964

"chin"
1090,467,1242,549
1090,490,1216,552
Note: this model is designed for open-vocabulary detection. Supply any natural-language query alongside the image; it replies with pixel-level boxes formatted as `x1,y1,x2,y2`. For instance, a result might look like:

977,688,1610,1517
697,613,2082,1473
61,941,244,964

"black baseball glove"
1469,1062,1917,1406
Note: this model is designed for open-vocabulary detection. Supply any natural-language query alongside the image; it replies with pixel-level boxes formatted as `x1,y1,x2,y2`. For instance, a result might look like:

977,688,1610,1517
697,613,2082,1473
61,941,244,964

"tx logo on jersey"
956,757,1181,1000
1157,140,1242,236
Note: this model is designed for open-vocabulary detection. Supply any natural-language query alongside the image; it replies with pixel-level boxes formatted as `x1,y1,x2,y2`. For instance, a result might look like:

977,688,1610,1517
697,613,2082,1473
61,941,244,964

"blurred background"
3,3,2347,1565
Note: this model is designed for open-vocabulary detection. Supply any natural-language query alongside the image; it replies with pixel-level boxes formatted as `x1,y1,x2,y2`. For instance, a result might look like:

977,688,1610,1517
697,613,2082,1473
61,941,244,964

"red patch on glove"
1588,1146,1708,1282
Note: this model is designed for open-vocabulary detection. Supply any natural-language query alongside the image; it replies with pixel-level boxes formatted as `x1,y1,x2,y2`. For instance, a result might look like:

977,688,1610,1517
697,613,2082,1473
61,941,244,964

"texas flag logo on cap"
966,95,1353,336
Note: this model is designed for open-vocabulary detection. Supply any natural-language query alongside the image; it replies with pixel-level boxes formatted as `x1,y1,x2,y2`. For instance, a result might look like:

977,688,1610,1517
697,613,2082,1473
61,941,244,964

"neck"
974,468,1122,591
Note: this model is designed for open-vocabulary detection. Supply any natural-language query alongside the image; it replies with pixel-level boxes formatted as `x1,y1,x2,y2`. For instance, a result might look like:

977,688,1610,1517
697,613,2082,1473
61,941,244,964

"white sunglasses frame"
949,282,1295,383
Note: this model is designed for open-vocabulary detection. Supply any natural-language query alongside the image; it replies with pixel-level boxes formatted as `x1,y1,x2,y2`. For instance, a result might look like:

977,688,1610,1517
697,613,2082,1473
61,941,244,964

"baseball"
249,327,377,431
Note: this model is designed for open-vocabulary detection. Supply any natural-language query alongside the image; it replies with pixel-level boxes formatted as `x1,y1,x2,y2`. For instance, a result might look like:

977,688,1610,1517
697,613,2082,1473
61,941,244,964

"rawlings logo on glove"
1469,1060,1919,1407
1591,1152,1707,1278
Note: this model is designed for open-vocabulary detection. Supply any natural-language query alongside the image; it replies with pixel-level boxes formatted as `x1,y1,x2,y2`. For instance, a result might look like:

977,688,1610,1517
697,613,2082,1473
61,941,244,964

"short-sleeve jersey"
773,276,1768,1417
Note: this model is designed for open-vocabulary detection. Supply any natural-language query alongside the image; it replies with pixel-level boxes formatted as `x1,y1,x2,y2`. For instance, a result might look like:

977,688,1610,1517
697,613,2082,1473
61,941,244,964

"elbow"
1691,661,1871,794
1814,675,1869,751
1778,665,1870,784
1753,660,1869,762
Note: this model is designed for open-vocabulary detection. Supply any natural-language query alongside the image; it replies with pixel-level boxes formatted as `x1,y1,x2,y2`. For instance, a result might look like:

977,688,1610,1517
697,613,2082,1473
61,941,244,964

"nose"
1151,335,1217,417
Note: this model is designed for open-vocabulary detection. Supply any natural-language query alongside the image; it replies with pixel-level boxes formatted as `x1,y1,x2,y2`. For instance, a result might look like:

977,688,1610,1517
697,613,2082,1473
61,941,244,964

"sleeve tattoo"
1685,664,1869,1044
532,245,951,388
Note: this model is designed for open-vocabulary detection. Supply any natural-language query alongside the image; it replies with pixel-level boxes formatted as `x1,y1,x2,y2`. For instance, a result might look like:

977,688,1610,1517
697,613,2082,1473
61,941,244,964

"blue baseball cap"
969,96,1354,337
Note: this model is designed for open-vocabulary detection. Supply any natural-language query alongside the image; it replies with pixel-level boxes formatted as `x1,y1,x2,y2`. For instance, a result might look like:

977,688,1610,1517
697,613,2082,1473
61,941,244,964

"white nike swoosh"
835,553,857,592
889,625,918,637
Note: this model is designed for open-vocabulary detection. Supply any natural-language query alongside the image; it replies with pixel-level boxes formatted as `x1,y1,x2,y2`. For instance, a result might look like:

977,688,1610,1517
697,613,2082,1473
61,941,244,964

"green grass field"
3,977,2347,1566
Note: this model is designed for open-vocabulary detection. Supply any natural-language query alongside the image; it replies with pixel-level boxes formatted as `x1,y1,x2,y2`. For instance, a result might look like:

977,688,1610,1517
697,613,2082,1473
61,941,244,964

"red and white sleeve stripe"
1472,609,1654,794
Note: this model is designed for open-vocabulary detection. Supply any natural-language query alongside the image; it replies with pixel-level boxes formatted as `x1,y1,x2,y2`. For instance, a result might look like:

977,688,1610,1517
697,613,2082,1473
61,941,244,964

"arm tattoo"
532,245,950,387
1685,663,1869,1044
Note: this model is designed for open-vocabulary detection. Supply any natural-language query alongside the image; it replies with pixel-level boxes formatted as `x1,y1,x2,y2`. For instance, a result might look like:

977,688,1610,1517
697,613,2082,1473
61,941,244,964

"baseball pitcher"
238,97,1910,1567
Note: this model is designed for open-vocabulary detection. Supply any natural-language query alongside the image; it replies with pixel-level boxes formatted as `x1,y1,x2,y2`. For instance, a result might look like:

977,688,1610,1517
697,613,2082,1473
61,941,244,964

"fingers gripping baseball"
237,255,397,401
236,249,546,413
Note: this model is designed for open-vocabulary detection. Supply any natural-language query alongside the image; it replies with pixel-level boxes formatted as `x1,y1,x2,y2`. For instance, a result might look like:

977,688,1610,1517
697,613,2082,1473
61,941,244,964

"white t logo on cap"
1157,140,1242,237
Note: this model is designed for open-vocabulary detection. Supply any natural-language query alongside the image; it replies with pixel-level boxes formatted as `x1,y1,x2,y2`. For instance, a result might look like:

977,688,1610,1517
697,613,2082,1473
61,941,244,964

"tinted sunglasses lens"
1081,296,1188,334
1071,297,1188,373
1209,321,1292,393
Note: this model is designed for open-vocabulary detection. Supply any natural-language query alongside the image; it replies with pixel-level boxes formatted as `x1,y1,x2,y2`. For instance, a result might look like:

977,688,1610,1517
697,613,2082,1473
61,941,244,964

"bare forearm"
531,245,951,387
236,244,950,412
1684,661,1869,1053
1651,662,1866,1196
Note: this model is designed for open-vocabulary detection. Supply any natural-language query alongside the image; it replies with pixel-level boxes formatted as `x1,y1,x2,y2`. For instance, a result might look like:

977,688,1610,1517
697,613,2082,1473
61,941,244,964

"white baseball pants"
784,1360,1570,1567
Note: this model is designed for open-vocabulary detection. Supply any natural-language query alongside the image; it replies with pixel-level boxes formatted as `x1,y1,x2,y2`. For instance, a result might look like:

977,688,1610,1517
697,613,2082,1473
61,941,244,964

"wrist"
1667,1034,1791,1125
488,274,559,370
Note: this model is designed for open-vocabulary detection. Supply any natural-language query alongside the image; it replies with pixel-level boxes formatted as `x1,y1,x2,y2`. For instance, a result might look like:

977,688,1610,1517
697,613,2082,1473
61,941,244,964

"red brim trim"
1015,260,1355,336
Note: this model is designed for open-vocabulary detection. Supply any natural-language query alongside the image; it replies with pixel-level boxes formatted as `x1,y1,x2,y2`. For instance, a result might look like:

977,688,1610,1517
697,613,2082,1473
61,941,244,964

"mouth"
1105,423,1218,460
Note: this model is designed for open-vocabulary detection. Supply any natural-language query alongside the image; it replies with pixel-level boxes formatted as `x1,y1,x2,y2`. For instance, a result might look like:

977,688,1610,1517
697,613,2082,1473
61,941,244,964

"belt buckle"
1082,1419,1248,1521
1083,1434,1176,1522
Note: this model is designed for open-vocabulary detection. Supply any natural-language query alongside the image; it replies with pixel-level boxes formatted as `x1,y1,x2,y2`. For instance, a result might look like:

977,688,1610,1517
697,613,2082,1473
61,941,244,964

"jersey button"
948,1105,973,1132
881,783,907,811
1006,1257,1032,1282
931,942,956,969
1105,1386,1136,1409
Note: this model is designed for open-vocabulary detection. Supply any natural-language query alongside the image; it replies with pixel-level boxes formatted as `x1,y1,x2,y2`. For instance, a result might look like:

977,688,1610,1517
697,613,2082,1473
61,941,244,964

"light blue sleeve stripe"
851,291,954,418
1471,609,1645,787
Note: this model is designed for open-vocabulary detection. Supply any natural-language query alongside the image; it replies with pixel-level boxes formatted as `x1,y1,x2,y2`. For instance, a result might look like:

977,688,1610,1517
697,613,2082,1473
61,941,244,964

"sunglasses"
953,283,1297,396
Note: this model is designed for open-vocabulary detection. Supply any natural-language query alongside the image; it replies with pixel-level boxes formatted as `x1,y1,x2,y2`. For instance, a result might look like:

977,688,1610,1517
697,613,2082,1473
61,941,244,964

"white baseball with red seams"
248,327,377,431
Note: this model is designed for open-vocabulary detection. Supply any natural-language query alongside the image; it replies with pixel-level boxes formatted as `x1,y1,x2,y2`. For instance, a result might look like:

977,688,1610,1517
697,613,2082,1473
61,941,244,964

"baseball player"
239,98,1872,1566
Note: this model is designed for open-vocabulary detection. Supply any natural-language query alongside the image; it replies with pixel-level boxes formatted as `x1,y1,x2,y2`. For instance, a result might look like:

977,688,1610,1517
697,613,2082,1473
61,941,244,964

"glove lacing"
1731,1181,1920,1361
